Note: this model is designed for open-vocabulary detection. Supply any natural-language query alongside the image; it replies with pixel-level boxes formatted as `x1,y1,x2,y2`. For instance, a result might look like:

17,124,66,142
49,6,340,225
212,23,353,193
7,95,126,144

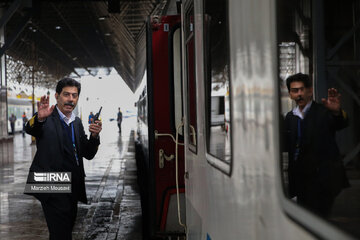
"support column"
0,8,13,166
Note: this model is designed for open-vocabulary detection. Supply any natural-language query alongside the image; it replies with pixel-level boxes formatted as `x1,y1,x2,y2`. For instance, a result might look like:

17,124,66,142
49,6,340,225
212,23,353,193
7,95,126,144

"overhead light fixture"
29,26,37,32
99,16,106,21
105,33,111,36
55,26,61,30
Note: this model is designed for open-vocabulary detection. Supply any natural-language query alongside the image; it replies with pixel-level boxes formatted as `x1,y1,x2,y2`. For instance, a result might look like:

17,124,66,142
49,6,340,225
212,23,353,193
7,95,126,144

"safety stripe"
29,115,36,127
342,109,347,119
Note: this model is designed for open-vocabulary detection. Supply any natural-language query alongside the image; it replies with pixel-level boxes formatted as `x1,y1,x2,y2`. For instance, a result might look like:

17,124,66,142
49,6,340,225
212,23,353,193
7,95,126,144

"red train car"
135,15,185,239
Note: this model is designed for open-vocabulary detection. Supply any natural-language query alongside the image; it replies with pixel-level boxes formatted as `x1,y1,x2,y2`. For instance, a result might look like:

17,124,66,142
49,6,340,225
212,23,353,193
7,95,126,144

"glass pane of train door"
150,15,186,234
185,4,197,153
278,0,360,238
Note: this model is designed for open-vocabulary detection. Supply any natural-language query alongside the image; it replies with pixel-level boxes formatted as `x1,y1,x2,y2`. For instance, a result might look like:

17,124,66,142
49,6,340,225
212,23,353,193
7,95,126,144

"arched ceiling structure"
1,0,176,92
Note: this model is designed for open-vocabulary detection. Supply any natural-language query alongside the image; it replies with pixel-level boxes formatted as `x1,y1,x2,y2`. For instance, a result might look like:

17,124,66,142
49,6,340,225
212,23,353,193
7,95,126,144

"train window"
278,0,360,238
170,26,184,137
204,0,232,167
185,3,197,152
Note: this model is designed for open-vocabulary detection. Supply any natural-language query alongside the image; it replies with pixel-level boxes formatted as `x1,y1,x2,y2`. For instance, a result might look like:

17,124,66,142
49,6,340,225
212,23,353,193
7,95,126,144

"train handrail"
154,120,186,232
189,124,196,146
175,120,187,232
154,130,184,145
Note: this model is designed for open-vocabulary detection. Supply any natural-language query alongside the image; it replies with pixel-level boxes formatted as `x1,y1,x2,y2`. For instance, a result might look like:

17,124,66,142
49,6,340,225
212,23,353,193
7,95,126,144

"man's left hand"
321,88,341,115
89,120,102,138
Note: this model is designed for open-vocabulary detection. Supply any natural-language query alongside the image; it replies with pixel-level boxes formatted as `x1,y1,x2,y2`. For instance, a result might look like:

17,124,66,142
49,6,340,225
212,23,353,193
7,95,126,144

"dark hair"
286,73,312,92
56,77,81,95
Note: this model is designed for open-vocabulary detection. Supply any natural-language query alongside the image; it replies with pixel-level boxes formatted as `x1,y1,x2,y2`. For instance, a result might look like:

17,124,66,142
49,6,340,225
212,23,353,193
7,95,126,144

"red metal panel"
150,15,185,230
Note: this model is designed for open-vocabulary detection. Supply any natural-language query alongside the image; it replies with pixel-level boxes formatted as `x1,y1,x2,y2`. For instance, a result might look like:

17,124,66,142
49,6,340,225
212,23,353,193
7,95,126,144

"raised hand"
37,95,55,120
321,88,341,115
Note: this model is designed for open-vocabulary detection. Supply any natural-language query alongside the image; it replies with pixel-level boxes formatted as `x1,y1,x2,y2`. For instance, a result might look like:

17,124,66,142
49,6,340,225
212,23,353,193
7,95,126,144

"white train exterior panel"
182,0,354,239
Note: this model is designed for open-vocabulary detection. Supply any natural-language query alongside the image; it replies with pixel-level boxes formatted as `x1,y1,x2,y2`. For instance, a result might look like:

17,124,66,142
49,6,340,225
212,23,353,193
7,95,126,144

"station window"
204,0,232,170
278,0,360,238
185,2,197,153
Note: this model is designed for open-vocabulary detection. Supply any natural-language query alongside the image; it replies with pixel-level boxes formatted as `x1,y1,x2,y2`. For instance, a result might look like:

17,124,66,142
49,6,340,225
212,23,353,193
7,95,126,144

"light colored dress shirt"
56,106,76,126
292,101,312,119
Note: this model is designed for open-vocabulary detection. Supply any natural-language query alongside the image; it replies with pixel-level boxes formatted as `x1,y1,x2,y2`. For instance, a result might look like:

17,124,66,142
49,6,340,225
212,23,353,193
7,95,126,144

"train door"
146,15,185,238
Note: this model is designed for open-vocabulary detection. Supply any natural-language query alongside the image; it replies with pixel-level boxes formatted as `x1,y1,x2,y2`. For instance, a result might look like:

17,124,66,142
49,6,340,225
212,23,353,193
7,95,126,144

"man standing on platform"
284,73,349,217
24,77,102,240
22,112,28,137
117,107,123,133
88,111,94,124
9,113,16,135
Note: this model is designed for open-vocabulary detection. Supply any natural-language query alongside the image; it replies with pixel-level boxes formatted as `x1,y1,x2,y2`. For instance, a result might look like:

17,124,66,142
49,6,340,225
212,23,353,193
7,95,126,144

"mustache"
64,102,75,107
295,97,304,102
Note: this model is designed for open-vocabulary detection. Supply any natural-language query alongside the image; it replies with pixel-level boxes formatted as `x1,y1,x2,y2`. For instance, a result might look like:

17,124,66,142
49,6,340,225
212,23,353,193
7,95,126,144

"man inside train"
24,77,102,239
284,73,349,217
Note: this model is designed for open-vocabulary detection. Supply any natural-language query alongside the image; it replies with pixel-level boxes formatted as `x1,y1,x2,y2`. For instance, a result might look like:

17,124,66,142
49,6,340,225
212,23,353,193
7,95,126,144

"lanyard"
297,118,301,140
294,118,302,162
60,118,79,166
71,123,79,165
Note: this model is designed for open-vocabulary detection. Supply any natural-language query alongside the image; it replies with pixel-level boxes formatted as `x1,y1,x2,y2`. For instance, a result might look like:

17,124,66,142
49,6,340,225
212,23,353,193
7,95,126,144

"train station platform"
0,118,142,240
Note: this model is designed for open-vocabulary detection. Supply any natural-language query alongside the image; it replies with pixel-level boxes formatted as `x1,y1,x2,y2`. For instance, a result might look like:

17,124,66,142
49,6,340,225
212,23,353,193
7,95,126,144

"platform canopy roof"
2,0,177,92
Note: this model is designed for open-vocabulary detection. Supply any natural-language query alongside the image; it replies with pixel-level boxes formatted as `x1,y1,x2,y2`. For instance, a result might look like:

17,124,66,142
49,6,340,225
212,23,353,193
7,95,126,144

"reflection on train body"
278,0,360,238
135,0,360,239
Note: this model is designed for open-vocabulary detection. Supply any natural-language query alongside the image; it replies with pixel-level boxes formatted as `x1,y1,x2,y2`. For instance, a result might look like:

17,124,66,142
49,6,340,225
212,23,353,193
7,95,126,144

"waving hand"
37,95,55,121
321,88,341,115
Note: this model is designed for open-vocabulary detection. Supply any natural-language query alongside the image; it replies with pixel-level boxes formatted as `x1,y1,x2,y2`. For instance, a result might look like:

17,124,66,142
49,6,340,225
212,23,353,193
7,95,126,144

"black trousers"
10,123,15,134
41,194,78,240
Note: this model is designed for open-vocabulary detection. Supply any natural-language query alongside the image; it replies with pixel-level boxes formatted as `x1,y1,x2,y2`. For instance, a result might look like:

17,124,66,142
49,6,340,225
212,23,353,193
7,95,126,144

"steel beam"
0,0,24,29
0,10,31,58
31,22,95,76
51,3,99,67
327,18,360,60
312,0,327,101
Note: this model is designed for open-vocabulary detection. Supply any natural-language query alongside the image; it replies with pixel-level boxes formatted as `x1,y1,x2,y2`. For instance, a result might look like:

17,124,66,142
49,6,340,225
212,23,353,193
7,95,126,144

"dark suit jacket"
24,109,100,203
284,101,349,198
